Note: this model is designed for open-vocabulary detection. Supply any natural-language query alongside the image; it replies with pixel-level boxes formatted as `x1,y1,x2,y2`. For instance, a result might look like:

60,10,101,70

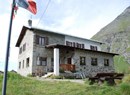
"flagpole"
2,0,15,95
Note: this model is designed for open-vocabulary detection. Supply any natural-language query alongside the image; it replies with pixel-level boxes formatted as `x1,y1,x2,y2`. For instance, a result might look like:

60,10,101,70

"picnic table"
89,72,124,85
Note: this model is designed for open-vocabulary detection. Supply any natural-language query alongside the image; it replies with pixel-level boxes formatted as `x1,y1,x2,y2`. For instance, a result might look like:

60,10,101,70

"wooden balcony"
60,64,75,71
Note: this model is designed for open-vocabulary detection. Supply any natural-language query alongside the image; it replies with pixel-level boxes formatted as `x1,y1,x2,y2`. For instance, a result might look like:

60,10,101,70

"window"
91,58,98,66
72,42,76,47
66,41,72,47
80,57,86,65
37,57,47,66
26,57,30,67
66,41,85,49
81,44,85,49
23,43,26,51
104,59,109,66
67,58,71,64
90,45,98,51
19,47,22,54
22,60,24,68
36,35,48,46
19,62,21,69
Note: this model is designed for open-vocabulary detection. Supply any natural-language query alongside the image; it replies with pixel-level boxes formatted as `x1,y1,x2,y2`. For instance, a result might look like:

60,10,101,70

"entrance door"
67,58,71,64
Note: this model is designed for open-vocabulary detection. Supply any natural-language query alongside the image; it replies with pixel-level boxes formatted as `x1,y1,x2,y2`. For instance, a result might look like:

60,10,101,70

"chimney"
28,19,32,28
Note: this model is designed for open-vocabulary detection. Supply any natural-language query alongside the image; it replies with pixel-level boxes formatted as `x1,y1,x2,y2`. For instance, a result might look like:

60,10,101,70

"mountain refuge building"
15,26,118,77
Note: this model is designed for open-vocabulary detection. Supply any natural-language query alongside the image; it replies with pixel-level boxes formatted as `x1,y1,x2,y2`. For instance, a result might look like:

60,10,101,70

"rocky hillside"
92,6,130,63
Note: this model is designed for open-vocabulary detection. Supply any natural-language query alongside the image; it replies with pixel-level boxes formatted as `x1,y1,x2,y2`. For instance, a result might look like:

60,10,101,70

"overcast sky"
0,0,130,71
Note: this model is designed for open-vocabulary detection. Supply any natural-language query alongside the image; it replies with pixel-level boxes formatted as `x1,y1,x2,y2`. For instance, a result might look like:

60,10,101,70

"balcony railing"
60,64,75,71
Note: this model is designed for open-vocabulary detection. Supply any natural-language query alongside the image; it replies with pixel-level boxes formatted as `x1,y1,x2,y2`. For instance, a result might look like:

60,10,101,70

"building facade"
16,26,117,77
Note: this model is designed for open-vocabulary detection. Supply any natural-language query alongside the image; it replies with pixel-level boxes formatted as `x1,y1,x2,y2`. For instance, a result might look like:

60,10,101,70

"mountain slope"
92,6,130,63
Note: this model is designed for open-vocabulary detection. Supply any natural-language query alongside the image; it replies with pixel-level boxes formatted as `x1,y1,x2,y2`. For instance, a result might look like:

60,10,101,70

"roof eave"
15,26,29,47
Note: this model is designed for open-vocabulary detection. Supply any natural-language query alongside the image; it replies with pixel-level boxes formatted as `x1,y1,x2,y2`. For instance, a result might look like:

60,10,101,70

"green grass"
0,72,130,95
114,55,130,73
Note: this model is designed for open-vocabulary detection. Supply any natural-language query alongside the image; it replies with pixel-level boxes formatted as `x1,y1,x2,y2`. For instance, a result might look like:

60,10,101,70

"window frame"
91,58,98,66
23,43,26,52
36,35,48,46
37,57,47,66
26,57,30,67
104,59,109,66
80,57,86,65
19,47,22,54
90,45,98,51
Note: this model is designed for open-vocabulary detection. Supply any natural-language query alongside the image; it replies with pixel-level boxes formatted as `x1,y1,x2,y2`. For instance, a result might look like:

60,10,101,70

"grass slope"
114,55,130,74
0,72,130,95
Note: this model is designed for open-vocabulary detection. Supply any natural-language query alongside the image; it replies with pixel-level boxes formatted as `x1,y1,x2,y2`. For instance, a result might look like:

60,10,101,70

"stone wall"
32,30,65,74
73,49,115,77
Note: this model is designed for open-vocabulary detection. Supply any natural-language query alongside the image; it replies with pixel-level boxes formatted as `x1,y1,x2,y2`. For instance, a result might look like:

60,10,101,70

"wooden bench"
88,73,124,85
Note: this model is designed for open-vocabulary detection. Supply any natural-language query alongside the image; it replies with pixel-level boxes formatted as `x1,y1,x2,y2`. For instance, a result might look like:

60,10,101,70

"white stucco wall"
17,30,34,76
65,36,101,51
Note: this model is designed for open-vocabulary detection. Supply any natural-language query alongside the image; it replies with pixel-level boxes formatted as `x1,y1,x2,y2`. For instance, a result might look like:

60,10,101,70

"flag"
16,0,37,14
13,6,18,18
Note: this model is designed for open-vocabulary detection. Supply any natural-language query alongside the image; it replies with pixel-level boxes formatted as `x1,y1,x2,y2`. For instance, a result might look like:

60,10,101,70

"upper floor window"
104,59,109,66
36,35,48,46
23,43,26,51
66,41,72,47
91,58,98,66
37,57,47,66
80,57,86,65
66,41,84,49
19,47,22,54
90,45,98,51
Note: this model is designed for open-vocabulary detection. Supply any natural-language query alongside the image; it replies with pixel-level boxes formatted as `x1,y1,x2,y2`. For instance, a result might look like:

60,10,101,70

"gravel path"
35,77,85,84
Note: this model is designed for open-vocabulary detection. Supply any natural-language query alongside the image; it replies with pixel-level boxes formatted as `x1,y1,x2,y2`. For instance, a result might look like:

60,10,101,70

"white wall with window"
65,35,101,51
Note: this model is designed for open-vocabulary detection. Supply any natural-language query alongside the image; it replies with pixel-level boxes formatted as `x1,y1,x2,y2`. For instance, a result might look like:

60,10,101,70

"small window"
66,41,72,47
80,57,86,65
19,62,21,69
81,44,85,49
22,60,24,68
90,45,98,51
104,59,109,66
19,47,22,54
23,43,26,51
26,57,30,67
91,58,98,66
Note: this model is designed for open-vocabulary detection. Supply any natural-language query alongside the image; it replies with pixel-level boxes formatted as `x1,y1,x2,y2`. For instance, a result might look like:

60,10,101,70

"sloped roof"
15,26,29,47
15,26,103,47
